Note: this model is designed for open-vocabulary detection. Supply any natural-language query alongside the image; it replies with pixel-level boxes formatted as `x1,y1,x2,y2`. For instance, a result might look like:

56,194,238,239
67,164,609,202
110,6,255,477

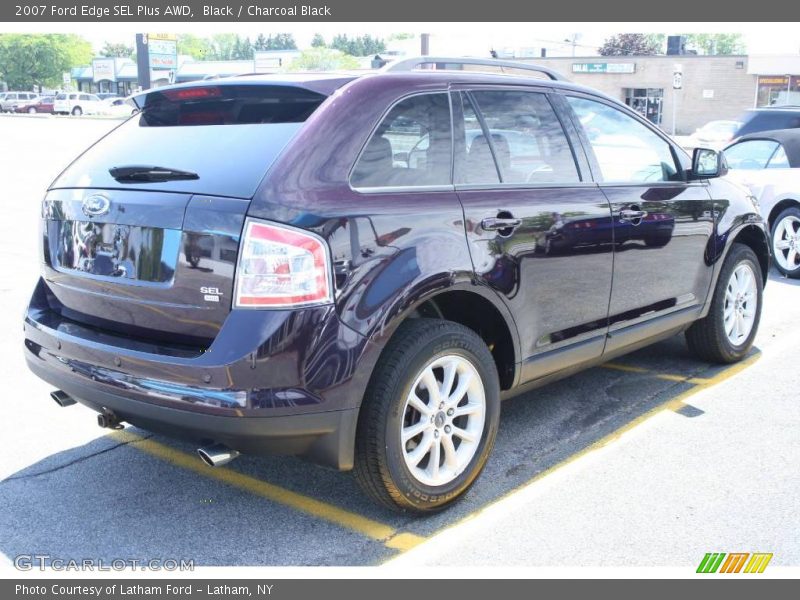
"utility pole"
420,33,430,56
672,63,683,136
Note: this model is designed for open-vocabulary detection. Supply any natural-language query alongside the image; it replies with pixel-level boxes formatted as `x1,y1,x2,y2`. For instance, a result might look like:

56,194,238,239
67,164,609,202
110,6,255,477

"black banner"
3,0,800,22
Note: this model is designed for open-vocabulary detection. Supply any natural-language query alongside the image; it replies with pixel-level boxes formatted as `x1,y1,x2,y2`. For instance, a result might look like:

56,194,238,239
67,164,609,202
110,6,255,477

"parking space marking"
384,351,762,563
109,430,424,551
602,362,713,385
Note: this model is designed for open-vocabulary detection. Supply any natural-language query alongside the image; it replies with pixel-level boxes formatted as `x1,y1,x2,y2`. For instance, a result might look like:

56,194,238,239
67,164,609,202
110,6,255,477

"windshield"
50,85,326,198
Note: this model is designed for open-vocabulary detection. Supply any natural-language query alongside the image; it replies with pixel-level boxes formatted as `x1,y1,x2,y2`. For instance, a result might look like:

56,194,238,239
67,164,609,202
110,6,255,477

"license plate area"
48,220,180,284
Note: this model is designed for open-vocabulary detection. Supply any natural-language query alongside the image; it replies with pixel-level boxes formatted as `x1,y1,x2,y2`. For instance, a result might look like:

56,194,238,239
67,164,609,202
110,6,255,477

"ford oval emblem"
82,193,111,218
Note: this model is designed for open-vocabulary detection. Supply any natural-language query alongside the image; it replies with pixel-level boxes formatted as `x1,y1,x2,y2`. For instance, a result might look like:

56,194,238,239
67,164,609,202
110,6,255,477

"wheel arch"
767,198,799,231
362,283,521,393
731,223,771,285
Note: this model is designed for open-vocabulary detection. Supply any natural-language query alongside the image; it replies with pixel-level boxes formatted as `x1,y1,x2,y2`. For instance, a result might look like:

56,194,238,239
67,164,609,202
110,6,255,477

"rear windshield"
737,111,800,137
50,85,326,198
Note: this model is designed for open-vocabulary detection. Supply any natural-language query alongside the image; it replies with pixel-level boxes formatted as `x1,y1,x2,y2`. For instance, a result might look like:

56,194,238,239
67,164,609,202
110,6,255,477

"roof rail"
381,56,567,82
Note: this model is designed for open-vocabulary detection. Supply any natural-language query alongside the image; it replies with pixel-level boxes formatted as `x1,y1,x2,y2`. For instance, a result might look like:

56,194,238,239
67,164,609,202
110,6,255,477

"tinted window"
456,95,500,184
52,85,326,198
459,91,579,185
568,96,680,183
79,94,91,101
737,111,800,137
55,93,66,100
351,93,452,189
724,140,780,170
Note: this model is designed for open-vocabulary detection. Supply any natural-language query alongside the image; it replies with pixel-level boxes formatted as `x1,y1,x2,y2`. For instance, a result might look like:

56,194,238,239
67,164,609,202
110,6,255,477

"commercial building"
517,54,800,134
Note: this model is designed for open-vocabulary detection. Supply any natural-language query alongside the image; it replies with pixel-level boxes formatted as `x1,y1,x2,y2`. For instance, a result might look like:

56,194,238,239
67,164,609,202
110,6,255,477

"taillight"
234,219,333,309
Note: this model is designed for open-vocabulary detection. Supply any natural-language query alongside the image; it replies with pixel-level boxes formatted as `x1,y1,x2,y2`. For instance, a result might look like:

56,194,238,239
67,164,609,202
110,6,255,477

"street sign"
673,63,683,90
62,72,71,85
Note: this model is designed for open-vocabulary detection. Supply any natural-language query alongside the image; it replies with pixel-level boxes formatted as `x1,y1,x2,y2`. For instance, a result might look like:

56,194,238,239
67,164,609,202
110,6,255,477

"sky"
5,22,800,57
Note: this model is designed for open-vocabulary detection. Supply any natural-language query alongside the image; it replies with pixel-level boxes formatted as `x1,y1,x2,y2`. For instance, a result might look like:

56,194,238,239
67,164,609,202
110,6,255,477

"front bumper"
23,280,371,469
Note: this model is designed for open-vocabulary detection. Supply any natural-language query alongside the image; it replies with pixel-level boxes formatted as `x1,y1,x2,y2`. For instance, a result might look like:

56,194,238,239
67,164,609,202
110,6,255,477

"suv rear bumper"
23,279,371,470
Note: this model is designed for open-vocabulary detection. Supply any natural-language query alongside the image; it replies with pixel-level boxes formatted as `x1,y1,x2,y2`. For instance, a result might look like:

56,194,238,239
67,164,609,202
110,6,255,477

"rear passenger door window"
456,90,580,186
351,93,452,189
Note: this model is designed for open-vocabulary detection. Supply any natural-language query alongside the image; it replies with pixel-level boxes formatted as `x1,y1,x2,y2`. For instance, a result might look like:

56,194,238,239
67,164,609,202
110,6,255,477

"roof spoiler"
381,56,567,82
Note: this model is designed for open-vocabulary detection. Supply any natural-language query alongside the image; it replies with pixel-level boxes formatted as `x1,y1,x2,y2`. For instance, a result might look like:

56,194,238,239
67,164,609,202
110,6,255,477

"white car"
53,92,103,116
100,97,138,118
723,128,800,277
685,120,742,152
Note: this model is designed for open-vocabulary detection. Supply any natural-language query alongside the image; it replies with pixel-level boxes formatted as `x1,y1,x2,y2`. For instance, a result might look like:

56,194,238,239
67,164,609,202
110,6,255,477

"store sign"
149,37,178,70
572,62,635,74
758,76,790,85
92,58,116,82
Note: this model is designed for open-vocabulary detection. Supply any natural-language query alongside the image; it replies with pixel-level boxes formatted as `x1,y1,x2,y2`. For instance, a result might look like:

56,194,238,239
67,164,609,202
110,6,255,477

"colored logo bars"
697,552,773,573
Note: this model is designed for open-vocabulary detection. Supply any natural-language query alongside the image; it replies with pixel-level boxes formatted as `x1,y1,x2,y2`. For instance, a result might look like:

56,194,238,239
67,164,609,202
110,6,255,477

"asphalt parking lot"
0,115,798,569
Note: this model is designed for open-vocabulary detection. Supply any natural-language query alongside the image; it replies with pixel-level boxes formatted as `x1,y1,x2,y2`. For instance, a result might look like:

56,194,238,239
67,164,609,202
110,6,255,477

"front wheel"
354,319,500,513
771,206,800,278
28,107,37,114
71,106,82,116
686,243,763,364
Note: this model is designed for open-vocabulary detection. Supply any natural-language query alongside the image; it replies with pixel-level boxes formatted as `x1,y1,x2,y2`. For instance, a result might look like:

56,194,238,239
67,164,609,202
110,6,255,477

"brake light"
162,87,221,101
234,220,333,308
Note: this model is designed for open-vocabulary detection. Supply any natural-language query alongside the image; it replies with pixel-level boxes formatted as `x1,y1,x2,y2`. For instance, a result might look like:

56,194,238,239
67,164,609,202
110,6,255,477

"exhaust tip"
197,444,239,467
51,390,76,407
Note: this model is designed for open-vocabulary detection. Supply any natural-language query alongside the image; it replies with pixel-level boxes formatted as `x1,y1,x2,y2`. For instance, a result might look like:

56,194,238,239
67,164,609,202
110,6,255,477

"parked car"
24,58,769,513
99,97,138,118
723,128,800,277
0,91,39,112
14,96,55,114
734,106,800,139
685,120,742,151
53,92,103,116
96,92,120,101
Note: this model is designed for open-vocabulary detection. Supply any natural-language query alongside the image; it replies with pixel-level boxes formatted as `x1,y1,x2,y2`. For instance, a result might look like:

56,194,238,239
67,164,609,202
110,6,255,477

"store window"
623,88,664,126
756,76,800,107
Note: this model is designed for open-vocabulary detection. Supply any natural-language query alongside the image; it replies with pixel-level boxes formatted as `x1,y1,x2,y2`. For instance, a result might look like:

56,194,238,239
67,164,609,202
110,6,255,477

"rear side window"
51,85,327,198
351,93,452,189
55,93,66,100
457,90,580,185
568,96,680,183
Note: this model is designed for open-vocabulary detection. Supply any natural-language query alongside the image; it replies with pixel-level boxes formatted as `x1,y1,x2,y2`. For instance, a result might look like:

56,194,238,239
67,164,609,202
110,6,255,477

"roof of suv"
134,64,618,108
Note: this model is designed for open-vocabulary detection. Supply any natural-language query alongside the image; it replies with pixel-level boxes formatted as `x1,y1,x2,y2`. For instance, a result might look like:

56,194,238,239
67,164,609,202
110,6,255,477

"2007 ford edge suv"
24,57,770,513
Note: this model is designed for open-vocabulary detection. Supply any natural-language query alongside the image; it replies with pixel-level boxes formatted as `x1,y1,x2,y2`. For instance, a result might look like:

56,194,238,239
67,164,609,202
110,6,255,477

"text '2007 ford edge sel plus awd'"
24,57,770,513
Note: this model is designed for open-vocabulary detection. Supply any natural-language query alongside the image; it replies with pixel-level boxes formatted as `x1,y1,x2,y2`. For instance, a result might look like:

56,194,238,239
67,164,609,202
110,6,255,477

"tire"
354,318,500,513
28,107,36,114
644,233,670,248
771,206,800,278
71,106,82,116
686,243,763,364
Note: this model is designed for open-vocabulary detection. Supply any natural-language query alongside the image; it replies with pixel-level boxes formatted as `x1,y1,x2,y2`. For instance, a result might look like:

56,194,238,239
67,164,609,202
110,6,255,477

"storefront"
755,75,800,107
623,87,664,125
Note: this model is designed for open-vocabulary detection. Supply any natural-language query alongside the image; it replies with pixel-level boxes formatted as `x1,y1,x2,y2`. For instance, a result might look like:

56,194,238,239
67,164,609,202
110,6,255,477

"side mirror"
691,147,728,179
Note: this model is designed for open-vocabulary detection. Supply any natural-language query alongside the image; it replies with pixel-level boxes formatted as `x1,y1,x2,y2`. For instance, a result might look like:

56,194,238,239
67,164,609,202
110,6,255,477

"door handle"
481,217,522,232
619,209,648,223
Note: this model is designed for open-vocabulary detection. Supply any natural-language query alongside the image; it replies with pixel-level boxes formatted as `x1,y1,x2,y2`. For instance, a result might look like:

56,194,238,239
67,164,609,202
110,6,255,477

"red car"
15,96,54,114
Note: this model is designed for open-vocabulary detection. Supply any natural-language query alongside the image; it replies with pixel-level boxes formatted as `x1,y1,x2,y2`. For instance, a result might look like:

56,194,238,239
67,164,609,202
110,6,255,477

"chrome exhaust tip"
51,390,76,407
197,444,240,467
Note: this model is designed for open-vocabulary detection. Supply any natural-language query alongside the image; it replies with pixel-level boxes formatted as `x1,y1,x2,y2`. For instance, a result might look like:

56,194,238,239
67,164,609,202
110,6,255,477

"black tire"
686,243,763,364
771,206,800,278
644,233,671,248
72,106,82,116
28,107,36,114
354,318,500,514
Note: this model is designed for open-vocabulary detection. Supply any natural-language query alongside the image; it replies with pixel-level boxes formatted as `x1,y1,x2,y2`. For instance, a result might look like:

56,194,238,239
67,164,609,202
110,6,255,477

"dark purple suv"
24,57,770,513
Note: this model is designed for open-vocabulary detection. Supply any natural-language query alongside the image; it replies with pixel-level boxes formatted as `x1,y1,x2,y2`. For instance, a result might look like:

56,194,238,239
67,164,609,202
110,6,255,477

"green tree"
0,33,92,90
288,48,359,71
267,33,297,50
311,33,326,48
100,42,134,58
254,34,269,51
681,33,746,55
177,34,213,60
330,34,386,57
598,33,660,56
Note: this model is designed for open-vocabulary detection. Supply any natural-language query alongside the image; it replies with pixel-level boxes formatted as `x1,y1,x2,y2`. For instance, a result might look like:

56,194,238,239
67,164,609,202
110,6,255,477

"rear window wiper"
109,165,199,183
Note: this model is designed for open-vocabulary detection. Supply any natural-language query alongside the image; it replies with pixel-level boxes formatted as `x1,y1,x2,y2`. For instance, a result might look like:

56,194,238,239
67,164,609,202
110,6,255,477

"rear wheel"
771,206,800,278
28,107,36,114
354,319,500,513
686,243,762,363
71,106,82,116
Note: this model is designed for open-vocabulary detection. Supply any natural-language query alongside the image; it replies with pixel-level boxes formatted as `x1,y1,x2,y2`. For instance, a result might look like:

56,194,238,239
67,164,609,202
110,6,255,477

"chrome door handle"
481,217,522,231
619,209,648,223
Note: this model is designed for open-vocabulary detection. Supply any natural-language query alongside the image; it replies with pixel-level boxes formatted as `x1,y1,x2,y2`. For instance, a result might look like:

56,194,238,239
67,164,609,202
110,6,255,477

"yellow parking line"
603,362,713,385
384,351,761,562
110,430,423,551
